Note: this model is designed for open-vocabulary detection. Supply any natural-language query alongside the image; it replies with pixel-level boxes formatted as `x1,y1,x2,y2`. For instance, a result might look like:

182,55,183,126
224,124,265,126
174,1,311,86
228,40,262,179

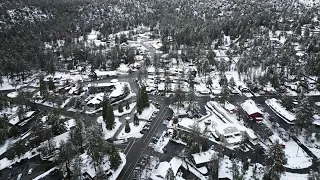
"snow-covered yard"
97,116,122,139
137,104,157,120
297,133,320,159
284,140,312,169
0,148,39,170
114,102,136,117
117,121,146,139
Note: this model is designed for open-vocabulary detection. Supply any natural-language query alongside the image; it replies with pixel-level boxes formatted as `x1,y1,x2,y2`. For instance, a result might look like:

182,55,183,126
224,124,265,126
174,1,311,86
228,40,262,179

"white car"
17,174,22,180
28,168,33,175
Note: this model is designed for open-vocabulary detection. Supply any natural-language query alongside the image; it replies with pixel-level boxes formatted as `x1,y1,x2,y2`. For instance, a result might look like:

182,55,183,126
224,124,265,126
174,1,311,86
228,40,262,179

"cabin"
240,99,263,122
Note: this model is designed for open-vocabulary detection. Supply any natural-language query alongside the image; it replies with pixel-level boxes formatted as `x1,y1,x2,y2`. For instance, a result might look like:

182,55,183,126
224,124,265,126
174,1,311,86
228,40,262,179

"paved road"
117,105,173,180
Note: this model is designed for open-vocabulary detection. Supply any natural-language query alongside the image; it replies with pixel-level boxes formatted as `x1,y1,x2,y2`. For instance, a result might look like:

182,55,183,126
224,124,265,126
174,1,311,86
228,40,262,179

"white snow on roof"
224,102,237,112
147,66,155,73
94,82,115,88
215,123,240,136
9,116,19,125
169,157,182,175
33,167,58,180
94,70,118,77
266,98,295,123
269,134,284,145
281,172,308,180
117,64,130,73
87,92,104,105
109,82,125,98
64,119,75,131
7,91,18,98
157,83,165,91
150,161,170,180
241,99,262,115
25,111,35,118
191,149,215,165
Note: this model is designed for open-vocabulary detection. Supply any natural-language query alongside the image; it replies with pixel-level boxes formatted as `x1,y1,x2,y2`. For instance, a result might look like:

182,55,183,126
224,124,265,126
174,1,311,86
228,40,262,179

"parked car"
140,129,146,134
28,168,33,175
163,120,169,125
17,174,22,180
147,117,154,122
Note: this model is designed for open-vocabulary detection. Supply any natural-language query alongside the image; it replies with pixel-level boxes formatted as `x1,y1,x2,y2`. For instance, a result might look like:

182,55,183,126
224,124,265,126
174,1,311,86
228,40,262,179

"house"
150,161,170,180
269,134,285,148
86,93,104,108
191,149,216,167
240,99,263,122
215,124,243,146
88,83,115,93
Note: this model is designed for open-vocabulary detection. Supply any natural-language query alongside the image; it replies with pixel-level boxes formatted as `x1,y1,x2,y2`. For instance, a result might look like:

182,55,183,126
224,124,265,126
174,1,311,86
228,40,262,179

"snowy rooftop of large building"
169,157,183,175
240,99,262,116
266,98,295,122
215,123,241,137
191,149,215,165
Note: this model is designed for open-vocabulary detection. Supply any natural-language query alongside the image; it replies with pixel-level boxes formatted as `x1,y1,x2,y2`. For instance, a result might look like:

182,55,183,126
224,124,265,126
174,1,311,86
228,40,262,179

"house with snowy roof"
240,99,263,122
215,124,243,146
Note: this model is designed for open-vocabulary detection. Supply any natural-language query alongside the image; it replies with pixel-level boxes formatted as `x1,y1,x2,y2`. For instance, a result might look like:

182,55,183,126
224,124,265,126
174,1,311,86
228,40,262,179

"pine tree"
219,85,229,104
109,146,122,170
70,113,85,153
125,121,131,133
173,117,178,124
103,97,115,130
0,76,3,87
125,101,130,110
137,86,150,114
58,139,76,178
48,79,56,91
72,156,82,180
141,86,150,108
86,125,108,171
231,159,240,180
102,97,108,121
208,153,221,180
308,170,320,180
118,102,124,113
295,98,314,131
133,113,139,126
165,167,175,180
123,84,130,97
264,140,287,180
39,75,47,97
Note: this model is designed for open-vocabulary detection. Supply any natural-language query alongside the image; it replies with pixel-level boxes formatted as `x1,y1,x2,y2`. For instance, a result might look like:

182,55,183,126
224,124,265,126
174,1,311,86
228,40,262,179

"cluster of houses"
86,81,129,109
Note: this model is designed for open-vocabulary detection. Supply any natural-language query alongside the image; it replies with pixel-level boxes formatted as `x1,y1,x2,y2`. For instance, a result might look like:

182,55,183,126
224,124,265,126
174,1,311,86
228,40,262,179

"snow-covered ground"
298,133,320,159
137,104,157,120
114,102,136,117
97,116,122,139
0,148,39,170
154,130,171,153
281,172,308,180
117,121,146,139
284,140,312,169
258,106,312,169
